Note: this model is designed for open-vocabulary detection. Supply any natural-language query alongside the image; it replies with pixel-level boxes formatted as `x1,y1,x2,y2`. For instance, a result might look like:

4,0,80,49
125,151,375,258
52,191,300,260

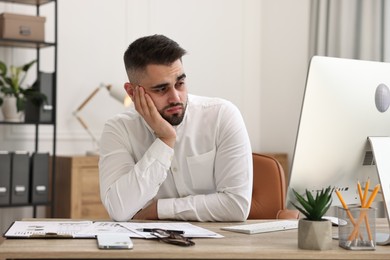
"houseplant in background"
292,186,333,250
0,59,47,122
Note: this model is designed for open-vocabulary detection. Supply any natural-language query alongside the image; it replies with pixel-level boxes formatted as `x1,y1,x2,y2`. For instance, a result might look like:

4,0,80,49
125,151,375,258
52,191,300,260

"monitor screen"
286,56,390,215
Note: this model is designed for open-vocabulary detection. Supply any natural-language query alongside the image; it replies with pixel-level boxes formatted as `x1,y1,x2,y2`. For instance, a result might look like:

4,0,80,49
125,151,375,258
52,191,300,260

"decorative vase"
1,96,24,122
298,218,332,250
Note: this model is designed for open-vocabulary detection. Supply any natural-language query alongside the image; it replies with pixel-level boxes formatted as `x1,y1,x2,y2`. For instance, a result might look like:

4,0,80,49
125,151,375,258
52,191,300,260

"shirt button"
172,167,177,172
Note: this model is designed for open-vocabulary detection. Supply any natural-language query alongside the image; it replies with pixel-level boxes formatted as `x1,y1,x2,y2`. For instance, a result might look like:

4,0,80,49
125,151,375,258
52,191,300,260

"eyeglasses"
150,228,195,247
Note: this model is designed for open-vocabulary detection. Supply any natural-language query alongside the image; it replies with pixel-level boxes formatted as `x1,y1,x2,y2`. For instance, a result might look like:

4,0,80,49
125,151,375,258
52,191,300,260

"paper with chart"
4,221,94,238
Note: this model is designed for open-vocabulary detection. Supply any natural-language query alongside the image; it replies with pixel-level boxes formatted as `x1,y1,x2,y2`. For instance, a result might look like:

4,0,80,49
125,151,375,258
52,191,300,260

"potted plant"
0,59,47,122
291,186,333,250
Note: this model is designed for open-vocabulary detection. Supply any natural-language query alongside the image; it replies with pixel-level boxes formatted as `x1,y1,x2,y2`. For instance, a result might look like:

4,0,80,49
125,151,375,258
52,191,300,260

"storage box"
0,13,46,41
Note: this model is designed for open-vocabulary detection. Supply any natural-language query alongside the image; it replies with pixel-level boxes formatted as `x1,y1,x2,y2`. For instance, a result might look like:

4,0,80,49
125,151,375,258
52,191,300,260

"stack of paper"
4,220,223,239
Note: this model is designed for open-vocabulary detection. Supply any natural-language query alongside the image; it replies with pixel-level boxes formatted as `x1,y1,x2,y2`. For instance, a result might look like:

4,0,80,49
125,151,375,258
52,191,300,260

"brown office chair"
248,153,299,219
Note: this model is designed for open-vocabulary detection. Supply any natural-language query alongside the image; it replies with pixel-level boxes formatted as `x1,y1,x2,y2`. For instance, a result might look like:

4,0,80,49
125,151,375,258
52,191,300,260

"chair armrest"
276,209,300,219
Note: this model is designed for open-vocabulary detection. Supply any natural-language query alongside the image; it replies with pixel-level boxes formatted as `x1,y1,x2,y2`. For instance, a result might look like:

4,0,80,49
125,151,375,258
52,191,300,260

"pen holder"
337,206,376,250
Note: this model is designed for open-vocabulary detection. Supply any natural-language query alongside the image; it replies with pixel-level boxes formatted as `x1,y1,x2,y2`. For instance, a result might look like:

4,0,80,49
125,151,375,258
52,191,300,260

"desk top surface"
1,219,390,260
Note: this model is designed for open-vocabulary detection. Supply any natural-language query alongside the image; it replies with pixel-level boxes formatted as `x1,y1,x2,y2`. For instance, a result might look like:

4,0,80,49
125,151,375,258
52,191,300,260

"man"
99,34,252,222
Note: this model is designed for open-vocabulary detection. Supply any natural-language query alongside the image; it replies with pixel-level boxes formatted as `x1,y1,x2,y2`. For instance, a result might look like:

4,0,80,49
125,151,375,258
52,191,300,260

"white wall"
259,1,310,159
0,0,310,159
56,0,266,155
0,0,311,229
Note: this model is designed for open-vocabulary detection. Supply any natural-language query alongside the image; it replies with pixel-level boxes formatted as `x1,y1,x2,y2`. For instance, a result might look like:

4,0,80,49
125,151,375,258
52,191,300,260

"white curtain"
309,0,389,62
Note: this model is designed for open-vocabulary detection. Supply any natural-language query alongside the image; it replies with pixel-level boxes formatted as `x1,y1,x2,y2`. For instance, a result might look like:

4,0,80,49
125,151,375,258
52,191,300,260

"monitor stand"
368,136,390,245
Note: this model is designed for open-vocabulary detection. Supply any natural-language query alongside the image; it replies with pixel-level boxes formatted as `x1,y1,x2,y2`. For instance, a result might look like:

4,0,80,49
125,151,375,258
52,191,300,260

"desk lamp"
73,83,131,154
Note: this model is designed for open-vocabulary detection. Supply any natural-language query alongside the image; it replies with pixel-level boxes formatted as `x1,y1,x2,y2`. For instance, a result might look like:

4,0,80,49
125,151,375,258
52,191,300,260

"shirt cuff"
149,138,174,168
157,198,175,219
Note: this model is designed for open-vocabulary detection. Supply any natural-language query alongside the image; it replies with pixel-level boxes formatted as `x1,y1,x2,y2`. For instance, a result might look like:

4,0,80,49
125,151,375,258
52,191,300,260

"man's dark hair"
124,34,187,83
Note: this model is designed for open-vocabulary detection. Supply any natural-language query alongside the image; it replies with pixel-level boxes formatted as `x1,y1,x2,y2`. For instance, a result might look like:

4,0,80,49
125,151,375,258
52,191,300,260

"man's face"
137,59,188,126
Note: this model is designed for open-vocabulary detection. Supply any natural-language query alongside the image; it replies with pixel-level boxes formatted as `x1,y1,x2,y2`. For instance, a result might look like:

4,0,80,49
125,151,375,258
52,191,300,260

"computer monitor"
286,56,390,236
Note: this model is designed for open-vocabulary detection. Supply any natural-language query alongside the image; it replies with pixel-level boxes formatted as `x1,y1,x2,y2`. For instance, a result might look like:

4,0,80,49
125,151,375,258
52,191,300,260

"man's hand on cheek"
133,86,176,148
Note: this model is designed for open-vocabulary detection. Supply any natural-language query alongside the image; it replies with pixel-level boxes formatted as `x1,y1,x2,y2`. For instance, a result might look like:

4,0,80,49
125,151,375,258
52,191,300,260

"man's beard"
161,102,187,126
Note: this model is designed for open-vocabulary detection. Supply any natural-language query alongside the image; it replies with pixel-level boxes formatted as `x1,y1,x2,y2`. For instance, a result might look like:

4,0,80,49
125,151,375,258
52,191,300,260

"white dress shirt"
99,94,253,222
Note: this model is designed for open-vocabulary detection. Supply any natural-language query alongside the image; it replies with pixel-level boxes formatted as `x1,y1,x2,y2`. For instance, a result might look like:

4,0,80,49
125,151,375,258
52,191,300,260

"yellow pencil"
358,180,372,241
364,213,373,241
349,183,379,243
362,178,370,206
348,209,368,241
335,189,347,209
364,184,380,208
357,181,364,205
335,189,366,242
335,190,356,225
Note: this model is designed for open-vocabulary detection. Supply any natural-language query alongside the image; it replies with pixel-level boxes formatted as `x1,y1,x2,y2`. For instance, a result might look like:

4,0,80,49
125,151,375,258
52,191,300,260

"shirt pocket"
186,149,216,191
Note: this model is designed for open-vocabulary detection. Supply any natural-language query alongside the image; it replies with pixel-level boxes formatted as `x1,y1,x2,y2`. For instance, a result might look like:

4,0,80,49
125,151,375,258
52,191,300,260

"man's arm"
100,85,176,221
121,85,174,220
99,127,173,221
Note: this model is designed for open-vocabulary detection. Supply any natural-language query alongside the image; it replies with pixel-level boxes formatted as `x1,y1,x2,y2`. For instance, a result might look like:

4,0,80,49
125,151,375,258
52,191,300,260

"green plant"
291,186,333,221
0,59,47,112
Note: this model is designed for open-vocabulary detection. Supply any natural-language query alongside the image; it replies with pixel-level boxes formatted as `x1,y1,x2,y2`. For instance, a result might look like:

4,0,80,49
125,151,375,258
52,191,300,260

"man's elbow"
109,212,130,222
226,195,250,222
235,204,250,222
102,196,135,222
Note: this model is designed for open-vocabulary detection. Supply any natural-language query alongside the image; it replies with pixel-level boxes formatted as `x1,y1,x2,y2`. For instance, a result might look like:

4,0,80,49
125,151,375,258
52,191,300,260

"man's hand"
133,86,176,148
133,201,158,220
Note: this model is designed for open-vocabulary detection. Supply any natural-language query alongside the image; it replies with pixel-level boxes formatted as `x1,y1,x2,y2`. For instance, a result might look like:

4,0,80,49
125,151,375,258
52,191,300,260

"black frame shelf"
0,202,51,207
0,121,54,125
0,202,52,217
0,0,57,218
0,0,54,6
0,38,55,48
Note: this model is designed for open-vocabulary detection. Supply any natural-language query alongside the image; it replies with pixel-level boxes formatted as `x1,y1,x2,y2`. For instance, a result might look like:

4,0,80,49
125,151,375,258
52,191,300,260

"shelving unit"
0,0,57,217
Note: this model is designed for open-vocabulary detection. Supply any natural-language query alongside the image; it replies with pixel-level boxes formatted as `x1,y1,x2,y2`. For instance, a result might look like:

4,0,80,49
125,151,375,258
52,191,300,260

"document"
4,221,94,238
119,222,223,238
4,220,223,239
75,222,144,238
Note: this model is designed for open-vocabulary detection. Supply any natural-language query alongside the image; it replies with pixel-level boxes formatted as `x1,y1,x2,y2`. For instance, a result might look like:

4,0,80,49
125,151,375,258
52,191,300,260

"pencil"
358,181,374,242
362,178,370,206
335,189,366,243
364,184,380,208
357,181,364,205
364,213,373,241
349,184,379,243
335,190,356,225
347,209,368,242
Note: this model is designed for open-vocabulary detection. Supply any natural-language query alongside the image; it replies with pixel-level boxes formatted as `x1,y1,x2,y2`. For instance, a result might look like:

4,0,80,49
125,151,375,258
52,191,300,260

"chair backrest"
248,153,287,219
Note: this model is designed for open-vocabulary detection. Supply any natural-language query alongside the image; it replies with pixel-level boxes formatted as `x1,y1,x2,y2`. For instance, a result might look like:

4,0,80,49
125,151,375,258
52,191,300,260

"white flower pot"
1,96,24,122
